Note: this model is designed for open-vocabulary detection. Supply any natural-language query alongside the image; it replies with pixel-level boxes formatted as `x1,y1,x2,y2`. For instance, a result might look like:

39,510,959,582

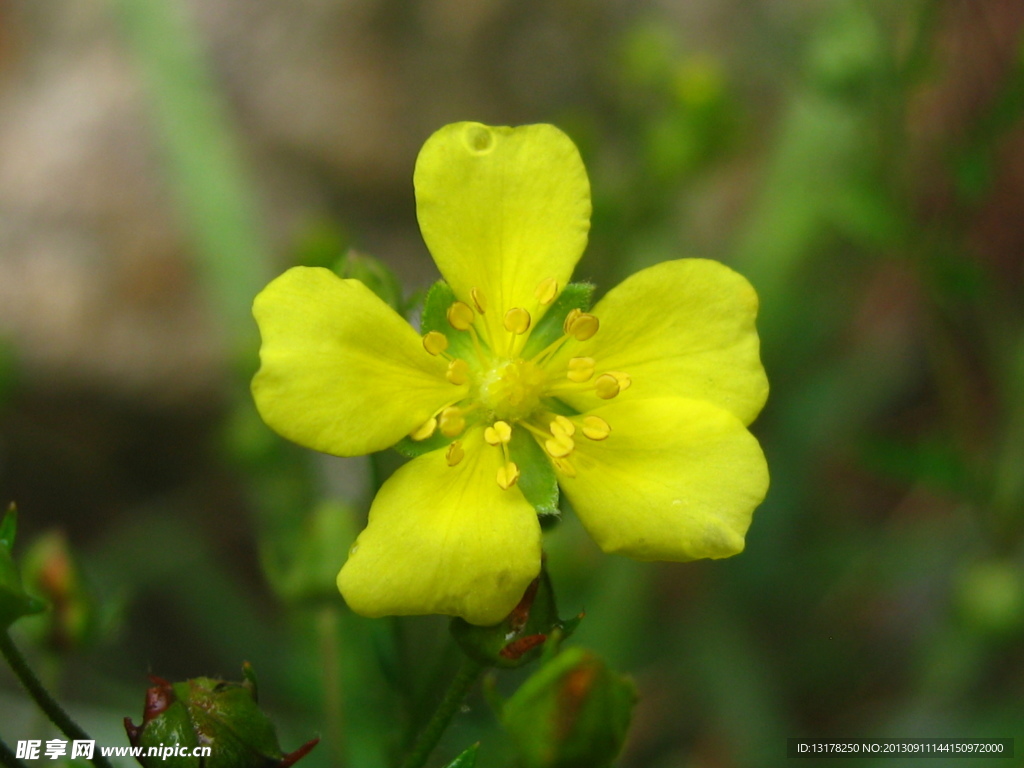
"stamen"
503,307,532,335
409,417,437,441
552,457,577,478
562,308,581,336
566,357,595,383
445,440,465,467
608,371,631,391
446,358,470,385
534,277,559,305
484,420,513,446
566,312,599,341
549,414,575,439
439,406,466,437
520,420,553,442
447,301,475,331
545,433,575,458
466,324,487,366
582,415,611,440
496,461,520,490
594,373,620,400
529,333,571,366
470,287,487,314
422,331,449,356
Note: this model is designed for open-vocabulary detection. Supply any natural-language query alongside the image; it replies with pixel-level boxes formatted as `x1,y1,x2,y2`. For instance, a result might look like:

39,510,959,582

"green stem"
0,632,115,768
0,737,29,768
399,657,484,768
316,605,346,768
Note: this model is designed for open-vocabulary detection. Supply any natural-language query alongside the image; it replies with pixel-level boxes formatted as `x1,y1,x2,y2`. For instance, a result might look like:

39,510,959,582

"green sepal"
420,280,478,360
521,282,594,359
451,566,580,669
501,646,636,768
333,249,404,311
441,744,479,768
0,505,47,631
509,430,559,516
393,429,452,459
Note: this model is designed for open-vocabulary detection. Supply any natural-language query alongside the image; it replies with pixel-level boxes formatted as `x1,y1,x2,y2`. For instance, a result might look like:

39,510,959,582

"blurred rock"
0,0,630,403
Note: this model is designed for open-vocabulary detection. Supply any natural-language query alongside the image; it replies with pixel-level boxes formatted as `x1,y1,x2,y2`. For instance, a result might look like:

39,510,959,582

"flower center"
478,359,547,422
413,279,630,491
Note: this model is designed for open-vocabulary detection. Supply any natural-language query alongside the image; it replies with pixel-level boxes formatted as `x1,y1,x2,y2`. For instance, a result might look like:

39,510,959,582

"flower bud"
450,567,581,669
0,505,46,630
501,647,636,768
334,249,403,310
22,530,96,652
124,663,318,768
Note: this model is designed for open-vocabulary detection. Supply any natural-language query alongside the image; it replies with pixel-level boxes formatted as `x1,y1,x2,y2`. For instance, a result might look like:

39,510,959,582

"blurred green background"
1,0,1023,766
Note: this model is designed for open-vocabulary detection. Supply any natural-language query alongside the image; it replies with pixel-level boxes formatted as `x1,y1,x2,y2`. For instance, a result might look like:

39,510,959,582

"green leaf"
441,743,479,768
109,0,270,352
0,506,47,630
521,283,594,359
509,431,559,516
0,504,16,551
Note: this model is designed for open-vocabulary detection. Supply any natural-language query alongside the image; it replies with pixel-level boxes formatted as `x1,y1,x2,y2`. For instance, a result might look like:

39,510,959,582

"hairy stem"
0,632,114,768
0,738,29,768
399,657,484,768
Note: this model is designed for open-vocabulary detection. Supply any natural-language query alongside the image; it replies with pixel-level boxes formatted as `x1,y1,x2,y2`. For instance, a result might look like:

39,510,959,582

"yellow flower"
252,122,769,626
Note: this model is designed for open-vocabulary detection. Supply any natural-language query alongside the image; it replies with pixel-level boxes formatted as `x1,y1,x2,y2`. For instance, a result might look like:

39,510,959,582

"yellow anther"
446,358,470,385
550,414,575,439
608,371,632,391
422,330,449,356
594,373,620,400
545,433,575,458
552,457,577,478
562,308,582,336
535,277,559,305
567,312,599,341
470,287,488,314
496,461,520,490
484,420,513,446
567,357,595,383
582,415,611,441
445,440,465,467
409,417,437,441
503,307,532,335
447,301,475,331
439,406,466,437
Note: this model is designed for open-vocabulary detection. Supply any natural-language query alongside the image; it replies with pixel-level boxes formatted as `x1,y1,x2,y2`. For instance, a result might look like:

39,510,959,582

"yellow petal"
414,122,591,346
556,397,768,562
551,259,768,426
252,267,459,456
338,427,543,625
